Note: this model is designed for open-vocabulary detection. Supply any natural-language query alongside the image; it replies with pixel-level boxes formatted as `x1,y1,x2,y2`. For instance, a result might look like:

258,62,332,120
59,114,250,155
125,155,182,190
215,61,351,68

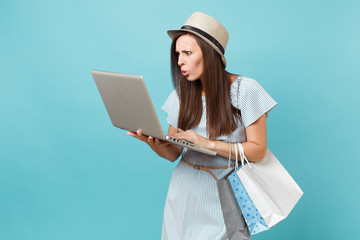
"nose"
178,54,184,67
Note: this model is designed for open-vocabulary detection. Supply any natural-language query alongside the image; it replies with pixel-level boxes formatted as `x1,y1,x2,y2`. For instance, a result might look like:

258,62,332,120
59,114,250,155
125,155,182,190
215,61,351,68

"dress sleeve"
231,76,277,128
161,90,180,128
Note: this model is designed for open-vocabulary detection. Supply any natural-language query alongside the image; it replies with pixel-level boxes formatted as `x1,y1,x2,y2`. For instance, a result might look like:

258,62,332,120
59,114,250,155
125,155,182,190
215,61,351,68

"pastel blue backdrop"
1,0,359,239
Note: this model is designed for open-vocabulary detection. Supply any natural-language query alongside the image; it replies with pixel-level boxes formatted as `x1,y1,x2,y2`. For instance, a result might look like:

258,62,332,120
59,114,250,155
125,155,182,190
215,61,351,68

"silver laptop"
91,70,217,156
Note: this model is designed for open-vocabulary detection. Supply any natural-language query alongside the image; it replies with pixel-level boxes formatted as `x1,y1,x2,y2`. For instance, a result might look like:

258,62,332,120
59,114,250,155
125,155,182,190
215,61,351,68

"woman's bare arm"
172,114,267,162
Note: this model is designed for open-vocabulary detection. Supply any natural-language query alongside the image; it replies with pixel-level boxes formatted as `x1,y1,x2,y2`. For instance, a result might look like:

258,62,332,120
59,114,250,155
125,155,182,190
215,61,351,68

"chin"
186,76,199,81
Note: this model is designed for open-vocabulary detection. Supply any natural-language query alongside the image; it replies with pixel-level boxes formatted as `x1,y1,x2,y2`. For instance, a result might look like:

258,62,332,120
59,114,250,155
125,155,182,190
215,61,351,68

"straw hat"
167,12,229,67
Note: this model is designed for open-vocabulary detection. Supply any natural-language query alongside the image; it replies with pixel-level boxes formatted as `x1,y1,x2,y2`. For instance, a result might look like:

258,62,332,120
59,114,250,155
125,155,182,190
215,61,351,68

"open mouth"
181,70,189,77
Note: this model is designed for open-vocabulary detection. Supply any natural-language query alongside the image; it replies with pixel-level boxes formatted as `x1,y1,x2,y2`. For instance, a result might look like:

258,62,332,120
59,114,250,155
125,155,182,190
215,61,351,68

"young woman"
127,12,277,240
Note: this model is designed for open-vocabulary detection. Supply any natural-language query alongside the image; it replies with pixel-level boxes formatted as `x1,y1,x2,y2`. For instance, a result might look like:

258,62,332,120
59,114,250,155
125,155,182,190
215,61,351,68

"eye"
185,51,192,55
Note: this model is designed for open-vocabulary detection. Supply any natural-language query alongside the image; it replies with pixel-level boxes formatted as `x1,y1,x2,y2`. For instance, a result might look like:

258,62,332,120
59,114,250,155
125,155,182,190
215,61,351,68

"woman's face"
175,34,204,81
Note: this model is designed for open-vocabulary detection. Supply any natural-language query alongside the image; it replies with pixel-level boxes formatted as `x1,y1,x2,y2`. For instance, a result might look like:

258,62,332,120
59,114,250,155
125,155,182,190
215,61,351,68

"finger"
148,136,154,144
127,131,146,141
175,130,191,137
172,132,183,139
136,129,146,138
155,138,160,145
173,133,190,141
177,128,185,133
133,130,149,142
127,131,137,137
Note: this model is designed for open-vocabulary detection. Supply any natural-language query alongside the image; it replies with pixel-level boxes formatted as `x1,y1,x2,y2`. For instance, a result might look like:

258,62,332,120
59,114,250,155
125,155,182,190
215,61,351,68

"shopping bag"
217,169,251,240
227,171,269,235
235,144,303,230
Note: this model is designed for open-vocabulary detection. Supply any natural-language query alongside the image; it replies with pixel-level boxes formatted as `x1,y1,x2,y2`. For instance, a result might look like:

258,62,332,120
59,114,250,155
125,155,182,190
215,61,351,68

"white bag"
236,145,303,228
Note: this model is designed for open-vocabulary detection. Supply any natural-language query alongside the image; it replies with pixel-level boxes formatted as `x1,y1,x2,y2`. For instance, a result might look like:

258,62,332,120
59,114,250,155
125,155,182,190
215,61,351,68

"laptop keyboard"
167,136,200,149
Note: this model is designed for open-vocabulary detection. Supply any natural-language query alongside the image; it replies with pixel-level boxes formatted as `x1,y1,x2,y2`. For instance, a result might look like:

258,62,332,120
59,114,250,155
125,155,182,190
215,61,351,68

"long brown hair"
170,33,241,139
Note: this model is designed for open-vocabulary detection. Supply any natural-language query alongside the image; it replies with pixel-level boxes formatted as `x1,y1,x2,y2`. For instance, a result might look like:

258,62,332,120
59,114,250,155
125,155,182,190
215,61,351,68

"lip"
181,70,189,77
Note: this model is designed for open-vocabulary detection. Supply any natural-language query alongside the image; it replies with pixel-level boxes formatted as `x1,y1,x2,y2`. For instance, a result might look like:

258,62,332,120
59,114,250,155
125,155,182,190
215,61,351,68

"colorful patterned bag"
229,143,303,235
227,169,268,235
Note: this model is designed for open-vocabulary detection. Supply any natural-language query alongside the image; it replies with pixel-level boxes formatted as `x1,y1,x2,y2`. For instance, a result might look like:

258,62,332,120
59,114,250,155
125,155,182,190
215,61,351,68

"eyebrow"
175,49,191,53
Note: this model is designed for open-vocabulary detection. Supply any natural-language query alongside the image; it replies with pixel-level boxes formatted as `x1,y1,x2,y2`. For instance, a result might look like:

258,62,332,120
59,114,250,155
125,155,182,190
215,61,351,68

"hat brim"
167,29,227,67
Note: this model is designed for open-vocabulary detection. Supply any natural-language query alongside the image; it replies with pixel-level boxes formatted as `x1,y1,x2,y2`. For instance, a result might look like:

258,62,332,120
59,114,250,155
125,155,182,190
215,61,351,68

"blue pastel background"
1,0,359,239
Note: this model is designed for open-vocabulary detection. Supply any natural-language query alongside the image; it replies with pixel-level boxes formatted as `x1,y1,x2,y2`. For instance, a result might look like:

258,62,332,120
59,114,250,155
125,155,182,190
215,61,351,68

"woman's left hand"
172,129,214,149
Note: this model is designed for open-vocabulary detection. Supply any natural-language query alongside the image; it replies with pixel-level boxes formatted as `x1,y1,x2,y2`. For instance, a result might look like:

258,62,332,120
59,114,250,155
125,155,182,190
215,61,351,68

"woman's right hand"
127,129,170,150
126,128,182,162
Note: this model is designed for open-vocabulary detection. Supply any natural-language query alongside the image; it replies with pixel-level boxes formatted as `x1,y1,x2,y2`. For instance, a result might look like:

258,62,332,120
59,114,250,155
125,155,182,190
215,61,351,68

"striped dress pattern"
161,75,277,240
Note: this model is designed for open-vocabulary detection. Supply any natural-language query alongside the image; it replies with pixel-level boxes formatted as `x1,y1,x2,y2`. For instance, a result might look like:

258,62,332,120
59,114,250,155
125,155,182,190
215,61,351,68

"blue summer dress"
161,75,277,240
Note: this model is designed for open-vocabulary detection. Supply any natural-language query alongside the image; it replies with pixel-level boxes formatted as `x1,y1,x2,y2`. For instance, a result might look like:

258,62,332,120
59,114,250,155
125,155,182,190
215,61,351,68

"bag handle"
235,143,239,169
228,142,239,169
227,142,252,170
227,142,232,168
237,143,252,169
